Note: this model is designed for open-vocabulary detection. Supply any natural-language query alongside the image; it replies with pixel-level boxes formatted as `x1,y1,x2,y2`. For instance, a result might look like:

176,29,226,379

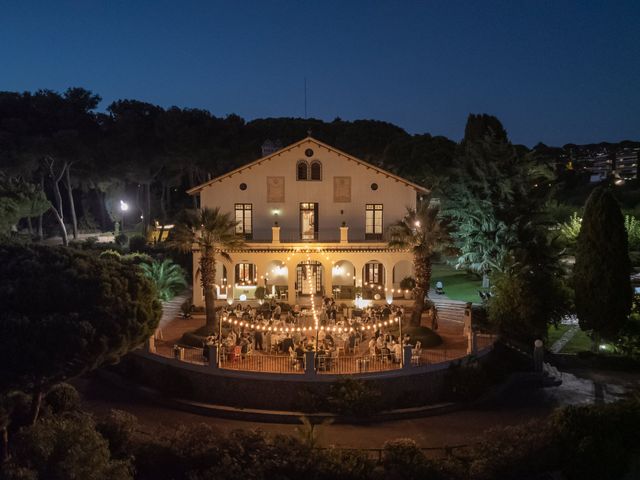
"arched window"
310,161,322,180
297,160,308,180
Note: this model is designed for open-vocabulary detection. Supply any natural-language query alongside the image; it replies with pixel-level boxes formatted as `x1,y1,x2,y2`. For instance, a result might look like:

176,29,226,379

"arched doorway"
265,260,288,300
363,261,385,300
296,261,323,296
331,260,356,299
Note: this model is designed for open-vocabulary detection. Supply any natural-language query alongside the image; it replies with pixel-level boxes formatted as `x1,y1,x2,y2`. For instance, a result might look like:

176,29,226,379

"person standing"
254,329,264,350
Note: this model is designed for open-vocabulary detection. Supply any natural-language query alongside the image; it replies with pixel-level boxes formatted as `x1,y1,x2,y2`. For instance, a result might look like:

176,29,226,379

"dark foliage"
0,244,161,421
574,186,632,342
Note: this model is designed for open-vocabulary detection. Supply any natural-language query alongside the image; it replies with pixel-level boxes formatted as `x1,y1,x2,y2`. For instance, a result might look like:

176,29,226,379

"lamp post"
119,200,129,233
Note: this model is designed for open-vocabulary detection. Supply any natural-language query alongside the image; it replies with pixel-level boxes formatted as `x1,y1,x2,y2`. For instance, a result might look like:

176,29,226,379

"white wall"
198,139,419,242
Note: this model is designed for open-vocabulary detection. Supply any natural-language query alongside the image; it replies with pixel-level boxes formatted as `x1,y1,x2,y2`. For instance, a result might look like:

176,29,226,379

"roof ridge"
186,136,429,194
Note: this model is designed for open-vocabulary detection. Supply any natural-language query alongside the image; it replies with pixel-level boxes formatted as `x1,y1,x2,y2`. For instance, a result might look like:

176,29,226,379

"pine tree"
574,186,632,345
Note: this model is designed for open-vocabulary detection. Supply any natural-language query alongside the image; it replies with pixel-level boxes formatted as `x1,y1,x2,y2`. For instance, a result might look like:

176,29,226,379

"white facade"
188,137,426,306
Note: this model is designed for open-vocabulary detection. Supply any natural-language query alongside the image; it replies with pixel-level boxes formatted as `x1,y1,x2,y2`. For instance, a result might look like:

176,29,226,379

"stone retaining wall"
114,346,494,411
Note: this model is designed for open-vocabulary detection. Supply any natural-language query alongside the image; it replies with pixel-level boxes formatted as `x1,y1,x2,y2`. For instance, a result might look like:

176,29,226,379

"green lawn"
547,324,571,346
430,263,483,303
546,324,595,353
561,329,594,353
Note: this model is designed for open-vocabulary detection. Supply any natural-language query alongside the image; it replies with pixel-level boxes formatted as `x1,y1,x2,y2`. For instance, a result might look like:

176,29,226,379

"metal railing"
180,346,207,365
155,335,498,375
317,353,401,374
218,350,305,374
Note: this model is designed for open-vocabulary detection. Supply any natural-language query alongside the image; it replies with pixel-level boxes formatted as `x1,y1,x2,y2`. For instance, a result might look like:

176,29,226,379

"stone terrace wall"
114,348,493,411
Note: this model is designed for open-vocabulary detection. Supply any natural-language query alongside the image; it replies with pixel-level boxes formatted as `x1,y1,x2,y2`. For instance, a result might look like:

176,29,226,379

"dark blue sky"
1,1,638,146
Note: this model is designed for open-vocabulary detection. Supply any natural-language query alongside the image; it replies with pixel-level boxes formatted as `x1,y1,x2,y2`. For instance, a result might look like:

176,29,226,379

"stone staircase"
542,362,563,387
432,299,467,324
158,290,192,330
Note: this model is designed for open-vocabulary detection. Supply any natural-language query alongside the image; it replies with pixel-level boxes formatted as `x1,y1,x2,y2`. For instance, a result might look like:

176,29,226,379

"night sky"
1,0,638,146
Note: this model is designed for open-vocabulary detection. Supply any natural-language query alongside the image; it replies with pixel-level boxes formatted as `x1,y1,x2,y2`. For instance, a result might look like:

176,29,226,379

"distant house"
187,137,426,306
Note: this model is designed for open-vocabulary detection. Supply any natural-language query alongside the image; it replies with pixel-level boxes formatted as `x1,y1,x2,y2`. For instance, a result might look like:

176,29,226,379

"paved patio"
153,300,472,373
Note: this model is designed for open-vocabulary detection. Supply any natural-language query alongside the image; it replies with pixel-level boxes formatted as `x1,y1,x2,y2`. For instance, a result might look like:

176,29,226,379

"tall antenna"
304,77,307,118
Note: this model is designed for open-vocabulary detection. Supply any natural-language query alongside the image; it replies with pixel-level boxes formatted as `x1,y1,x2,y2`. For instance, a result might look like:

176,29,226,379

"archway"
392,260,413,298
296,261,323,296
265,260,289,300
362,260,385,300
331,260,356,299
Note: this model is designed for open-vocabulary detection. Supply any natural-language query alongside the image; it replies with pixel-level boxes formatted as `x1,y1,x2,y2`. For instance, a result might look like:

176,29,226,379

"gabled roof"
186,136,430,195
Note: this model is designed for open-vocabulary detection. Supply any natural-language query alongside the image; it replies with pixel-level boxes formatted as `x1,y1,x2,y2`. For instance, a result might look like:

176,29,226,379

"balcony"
240,225,389,246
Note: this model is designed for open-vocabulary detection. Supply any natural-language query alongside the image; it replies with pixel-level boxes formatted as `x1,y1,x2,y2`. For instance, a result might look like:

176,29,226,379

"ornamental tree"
170,207,244,333
574,186,632,346
0,244,161,424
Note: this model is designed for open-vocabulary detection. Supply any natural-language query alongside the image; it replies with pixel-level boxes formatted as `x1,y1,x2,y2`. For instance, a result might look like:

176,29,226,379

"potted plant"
400,276,416,299
255,286,266,301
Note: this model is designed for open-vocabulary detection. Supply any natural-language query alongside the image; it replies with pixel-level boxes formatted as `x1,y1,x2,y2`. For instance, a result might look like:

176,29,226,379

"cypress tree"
574,186,632,345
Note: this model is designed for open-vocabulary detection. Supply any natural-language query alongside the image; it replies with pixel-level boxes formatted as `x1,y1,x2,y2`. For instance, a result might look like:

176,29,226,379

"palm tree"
388,199,452,326
171,207,245,333
140,258,188,301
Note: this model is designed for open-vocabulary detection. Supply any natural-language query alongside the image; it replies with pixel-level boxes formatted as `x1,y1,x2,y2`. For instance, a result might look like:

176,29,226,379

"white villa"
187,137,428,307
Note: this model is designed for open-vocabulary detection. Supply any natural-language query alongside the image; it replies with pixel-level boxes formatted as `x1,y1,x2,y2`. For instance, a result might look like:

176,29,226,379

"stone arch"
264,260,289,299
331,260,356,299
392,259,413,299
362,260,385,300
296,260,323,296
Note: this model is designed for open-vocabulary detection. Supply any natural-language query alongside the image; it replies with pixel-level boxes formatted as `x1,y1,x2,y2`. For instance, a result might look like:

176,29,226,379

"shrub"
128,234,147,252
382,438,444,480
466,420,557,480
44,383,81,415
96,409,138,460
550,399,640,480
327,378,382,417
295,387,328,413
10,414,133,480
255,286,266,300
443,363,491,401
115,233,128,247
99,249,122,261
399,276,416,290
121,252,153,265
140,258,188,301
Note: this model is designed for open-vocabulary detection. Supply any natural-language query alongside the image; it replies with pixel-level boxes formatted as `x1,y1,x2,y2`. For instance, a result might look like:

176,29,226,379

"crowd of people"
203,297,413,364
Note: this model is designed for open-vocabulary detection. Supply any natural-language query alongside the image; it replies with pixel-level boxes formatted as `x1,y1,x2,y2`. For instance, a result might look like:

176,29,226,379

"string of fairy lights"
221,315,400,334
223,245,412,301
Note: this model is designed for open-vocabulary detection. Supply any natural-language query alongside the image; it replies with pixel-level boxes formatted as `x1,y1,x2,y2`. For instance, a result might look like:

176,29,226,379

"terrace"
148,302,495,376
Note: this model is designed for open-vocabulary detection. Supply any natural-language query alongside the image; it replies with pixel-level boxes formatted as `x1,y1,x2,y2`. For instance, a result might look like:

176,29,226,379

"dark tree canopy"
574,186,632,341
0,244,161,397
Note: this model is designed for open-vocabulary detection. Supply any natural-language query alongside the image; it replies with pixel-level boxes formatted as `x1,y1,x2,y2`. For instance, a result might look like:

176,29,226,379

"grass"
430,263,484,303
547,324,571,346
546,323,596,353
561,329,594,353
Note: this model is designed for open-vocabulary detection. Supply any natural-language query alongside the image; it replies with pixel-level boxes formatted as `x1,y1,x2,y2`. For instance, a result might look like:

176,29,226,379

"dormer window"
297,160,308,180
310,161,322,181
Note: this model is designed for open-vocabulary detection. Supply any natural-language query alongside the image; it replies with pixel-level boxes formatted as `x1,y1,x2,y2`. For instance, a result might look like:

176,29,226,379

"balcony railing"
244,227,388,244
